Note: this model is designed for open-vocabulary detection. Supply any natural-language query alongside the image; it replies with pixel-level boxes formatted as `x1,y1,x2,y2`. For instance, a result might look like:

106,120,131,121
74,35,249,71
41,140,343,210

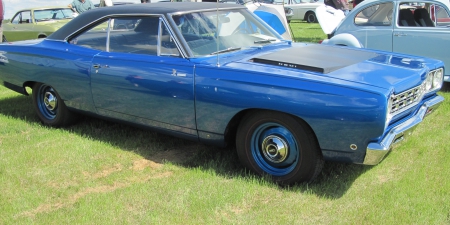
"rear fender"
327,33,364,48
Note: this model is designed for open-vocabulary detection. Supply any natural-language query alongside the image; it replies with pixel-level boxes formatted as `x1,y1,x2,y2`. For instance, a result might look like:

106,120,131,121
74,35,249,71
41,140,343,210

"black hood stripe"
251,44,379,74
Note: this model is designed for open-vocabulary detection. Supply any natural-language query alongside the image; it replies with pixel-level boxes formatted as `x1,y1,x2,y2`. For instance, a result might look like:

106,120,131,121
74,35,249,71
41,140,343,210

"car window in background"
11,11,31,24
397,2,449,27
34,9,74,22
434,5,450,26
354,2,393,26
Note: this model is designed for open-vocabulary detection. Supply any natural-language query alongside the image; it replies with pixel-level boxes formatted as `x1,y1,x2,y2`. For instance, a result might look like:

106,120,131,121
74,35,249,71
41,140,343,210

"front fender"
324,33,364,48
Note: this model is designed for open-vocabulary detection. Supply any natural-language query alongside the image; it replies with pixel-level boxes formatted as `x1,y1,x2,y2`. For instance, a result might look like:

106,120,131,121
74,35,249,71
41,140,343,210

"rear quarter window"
354,2,393,26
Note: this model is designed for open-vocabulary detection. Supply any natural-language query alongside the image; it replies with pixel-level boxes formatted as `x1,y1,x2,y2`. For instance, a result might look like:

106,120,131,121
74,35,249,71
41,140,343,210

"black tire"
305,12,317,23
2,36,6,42
32,83,76,127
236,110,324,185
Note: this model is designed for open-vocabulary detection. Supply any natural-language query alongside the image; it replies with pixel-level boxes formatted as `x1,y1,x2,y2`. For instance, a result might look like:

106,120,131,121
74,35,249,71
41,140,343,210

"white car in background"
277,0,324,23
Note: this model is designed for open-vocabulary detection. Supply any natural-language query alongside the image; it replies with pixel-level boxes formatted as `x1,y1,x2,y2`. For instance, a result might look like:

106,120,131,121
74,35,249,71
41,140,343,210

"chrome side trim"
363,95,444,165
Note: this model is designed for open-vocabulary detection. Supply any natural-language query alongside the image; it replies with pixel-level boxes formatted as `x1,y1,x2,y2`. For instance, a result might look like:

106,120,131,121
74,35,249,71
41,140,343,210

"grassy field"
1,22,450,224
289,20,327,43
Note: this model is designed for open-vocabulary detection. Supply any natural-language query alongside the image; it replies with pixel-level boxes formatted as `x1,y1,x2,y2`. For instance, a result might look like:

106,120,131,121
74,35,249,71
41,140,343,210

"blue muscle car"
0,2,444,184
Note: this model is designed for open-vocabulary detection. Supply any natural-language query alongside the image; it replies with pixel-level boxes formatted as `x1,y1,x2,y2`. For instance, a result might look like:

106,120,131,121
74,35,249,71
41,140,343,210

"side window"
69,20,109,51
160,22,181,57
34,9,70,21
21,11,31,23
107,17,155,54
355,2,393,26
398,2,447,27
11,13,20,24
69,16,180,57
11,11,32,24
434,5,450,27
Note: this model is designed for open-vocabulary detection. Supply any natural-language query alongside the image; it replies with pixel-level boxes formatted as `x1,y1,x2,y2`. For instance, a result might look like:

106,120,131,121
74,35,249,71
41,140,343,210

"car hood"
315,4,345,34
225,44,434,93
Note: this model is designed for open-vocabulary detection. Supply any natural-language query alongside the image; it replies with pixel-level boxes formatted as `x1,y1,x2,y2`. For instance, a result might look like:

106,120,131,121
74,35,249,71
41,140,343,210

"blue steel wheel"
236,111,323,185
32,83,76,127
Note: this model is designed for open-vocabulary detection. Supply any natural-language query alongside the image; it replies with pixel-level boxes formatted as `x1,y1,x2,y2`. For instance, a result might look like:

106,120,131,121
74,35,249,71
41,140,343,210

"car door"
71,16,196,135
393,2,450,78
344,2,394,51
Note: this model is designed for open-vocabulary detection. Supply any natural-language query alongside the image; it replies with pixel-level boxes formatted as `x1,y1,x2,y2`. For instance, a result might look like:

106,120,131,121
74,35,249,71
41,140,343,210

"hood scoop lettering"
251,45,379,74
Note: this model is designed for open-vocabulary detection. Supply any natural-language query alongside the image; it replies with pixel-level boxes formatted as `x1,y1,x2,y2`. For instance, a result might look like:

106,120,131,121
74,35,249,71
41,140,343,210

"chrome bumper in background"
363,95,444,165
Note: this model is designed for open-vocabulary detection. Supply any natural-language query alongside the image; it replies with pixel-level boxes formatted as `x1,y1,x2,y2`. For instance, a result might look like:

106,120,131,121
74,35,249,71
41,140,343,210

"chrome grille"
390,85,423,115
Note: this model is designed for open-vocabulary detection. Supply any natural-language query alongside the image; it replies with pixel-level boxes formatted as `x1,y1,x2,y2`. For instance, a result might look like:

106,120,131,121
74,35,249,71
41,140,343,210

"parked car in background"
317,0,450,82
276,0,324,22
2,7,75,42
0,3,444,184
94,1,135,7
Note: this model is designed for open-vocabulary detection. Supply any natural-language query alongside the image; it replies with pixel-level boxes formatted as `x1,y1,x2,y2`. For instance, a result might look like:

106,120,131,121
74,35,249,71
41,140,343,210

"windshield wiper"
254,39,277,44
210,47,242,55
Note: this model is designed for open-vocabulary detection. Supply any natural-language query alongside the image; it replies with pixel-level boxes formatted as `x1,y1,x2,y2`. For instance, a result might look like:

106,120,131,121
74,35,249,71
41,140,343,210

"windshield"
34,8,75,22
172,9,283,56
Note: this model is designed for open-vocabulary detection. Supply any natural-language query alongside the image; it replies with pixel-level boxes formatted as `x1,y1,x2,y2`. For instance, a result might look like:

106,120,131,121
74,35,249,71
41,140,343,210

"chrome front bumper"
363,95,444,165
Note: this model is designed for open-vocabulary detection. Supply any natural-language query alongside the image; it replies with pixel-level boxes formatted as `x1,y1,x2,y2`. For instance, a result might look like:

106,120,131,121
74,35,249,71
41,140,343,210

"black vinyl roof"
49,2,245,40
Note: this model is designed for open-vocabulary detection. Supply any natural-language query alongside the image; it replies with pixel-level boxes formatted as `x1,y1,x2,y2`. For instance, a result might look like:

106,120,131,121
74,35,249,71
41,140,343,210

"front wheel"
32,83,76,127
236,111,323,185
305,12,317,23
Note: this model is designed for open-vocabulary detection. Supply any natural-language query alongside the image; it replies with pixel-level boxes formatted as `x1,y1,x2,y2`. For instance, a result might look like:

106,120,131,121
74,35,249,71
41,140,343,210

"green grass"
289,21,328,43
1,23,450,224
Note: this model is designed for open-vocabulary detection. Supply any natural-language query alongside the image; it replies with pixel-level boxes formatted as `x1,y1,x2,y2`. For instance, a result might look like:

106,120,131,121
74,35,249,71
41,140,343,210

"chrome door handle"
394,33,407,37
93,64,109,69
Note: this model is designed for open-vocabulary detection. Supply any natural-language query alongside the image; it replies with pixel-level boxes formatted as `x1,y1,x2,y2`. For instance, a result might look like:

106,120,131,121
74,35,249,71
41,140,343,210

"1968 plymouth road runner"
0,3,445,184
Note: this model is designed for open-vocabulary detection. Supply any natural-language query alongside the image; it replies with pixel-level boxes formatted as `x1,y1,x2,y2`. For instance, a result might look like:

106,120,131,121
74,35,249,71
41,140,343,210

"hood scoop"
251,45,379,74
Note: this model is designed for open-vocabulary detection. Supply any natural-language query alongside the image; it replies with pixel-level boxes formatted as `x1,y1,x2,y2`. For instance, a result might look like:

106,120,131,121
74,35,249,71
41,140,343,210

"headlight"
424,68,444,93
285,8,294,16
432,69,444,90
424,73,433,91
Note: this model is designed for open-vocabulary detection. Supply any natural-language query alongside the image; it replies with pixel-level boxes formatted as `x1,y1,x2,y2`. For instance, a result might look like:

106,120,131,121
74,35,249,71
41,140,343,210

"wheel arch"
224,108,320,153
21,81,38,95
37,34,48,39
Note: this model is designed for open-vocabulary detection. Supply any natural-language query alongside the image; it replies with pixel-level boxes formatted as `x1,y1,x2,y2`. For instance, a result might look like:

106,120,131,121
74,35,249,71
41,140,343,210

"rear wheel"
236,111,323,185
305,12,317,23
32,83,76,127
2,36,6,42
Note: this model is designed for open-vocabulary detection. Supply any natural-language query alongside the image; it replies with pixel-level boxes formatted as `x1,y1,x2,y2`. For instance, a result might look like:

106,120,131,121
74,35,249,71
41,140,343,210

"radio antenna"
216,0,220,67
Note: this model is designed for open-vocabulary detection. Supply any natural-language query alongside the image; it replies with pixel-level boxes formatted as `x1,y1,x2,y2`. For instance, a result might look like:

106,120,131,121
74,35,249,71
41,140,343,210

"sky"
3,0,142,19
